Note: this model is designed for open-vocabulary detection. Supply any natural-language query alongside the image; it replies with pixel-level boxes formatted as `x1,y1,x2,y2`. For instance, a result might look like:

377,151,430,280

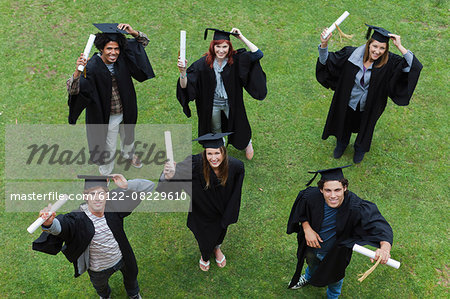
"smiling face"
84,187,108,214
368,40,387,62
205,147,224,169
101,41,120,64
320,180,347,208
214,42,230,60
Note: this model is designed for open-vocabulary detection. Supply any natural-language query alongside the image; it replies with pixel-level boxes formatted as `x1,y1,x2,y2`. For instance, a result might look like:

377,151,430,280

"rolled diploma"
322,11,350,39
164,131,175,168
180,30,186,67
352,244,401,269
27,195,69,234
77,34,96,72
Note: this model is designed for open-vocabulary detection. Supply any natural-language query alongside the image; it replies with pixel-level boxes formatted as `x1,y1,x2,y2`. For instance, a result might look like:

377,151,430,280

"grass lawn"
0,0,448,298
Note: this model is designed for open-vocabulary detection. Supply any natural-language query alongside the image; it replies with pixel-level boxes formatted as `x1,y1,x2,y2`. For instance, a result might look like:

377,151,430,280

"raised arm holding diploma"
77,34,96,72
27,195,68,233
322,11,350,39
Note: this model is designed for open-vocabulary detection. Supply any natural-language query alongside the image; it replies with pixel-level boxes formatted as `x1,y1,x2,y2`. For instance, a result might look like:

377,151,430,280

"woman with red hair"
177,28,267,160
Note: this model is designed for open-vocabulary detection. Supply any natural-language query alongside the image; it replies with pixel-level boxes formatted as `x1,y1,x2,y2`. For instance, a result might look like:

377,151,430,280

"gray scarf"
213,58,228,99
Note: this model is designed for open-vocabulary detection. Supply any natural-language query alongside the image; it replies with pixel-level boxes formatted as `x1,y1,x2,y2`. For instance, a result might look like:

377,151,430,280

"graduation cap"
365,24,391,43
93,23,129,44
305,165,352,186
93,23,128,34
193,132,233,148
204,28,239,41
78,175,112,190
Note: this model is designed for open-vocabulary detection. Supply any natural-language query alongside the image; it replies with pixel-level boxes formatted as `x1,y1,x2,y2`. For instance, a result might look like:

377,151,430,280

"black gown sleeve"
315,46,355,90
388,53,423,106
238,49,267,100
176,61,201,118
32,213,77,255
123,39,155,82
341,199,394,248
32,225,64,255
67,69,95,124
286,189,308,234
358,200,393,246
221,159,245,228
286,188,314,289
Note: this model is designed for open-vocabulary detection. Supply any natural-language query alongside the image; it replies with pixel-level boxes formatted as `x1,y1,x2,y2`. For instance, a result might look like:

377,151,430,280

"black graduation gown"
68,39,155,164
286,187,393,287
316,46,422,152
157,154,245,260
32,187,143,278
176,49,267,150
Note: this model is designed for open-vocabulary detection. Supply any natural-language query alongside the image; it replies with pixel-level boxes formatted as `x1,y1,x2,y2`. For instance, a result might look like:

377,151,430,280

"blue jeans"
304,252,344,299
87,259,139,298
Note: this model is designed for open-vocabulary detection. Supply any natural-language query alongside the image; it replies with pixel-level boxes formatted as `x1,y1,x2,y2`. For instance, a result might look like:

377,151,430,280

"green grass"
0,0,449,298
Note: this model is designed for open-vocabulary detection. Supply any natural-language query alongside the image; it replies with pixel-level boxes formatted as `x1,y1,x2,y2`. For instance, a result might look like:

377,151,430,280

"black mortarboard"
93,23,128,34
365,24,391,43
204,28,239,41
78,175,112,190
306,165,352,186
193,132,233,148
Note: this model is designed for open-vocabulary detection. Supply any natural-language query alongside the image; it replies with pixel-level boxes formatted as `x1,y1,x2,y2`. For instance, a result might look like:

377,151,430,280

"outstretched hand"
39,204,56,227
163,161,177,180
372,241,391,264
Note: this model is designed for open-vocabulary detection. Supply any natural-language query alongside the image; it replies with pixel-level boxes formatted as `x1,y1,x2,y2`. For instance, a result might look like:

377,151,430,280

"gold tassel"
83,68,87,78
335,24,354,42
357,257,381,282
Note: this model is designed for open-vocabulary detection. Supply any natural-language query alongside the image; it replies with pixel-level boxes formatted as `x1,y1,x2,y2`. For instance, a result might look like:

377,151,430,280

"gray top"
213,49,264,107
318,45,413,111
213,57,229,106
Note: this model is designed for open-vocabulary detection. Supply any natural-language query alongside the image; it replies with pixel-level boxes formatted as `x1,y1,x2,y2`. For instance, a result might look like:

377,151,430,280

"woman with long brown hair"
177,28,267,160
157,133,245,271
316,24,422,163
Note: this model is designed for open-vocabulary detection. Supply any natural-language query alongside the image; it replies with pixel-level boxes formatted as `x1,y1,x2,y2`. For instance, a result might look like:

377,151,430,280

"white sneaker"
289,275,309,289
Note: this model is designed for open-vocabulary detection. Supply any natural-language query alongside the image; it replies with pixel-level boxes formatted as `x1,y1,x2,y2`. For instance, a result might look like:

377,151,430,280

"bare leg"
214,247,226,268
245,139,254,160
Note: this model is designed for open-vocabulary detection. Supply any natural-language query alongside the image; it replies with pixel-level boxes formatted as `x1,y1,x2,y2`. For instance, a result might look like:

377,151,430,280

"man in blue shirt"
287,166,393,298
